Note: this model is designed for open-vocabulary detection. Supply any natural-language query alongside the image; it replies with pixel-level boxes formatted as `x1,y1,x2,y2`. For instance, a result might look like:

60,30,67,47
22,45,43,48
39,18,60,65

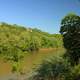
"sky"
0,0,80,33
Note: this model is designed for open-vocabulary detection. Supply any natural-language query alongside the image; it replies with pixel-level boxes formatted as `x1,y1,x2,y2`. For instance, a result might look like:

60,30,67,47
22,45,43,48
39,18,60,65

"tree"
60,13,80,65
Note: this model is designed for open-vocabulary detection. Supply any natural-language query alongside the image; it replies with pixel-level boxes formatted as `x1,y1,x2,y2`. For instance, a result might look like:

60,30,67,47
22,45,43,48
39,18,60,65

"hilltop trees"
60,13,80,65
0,22,63,56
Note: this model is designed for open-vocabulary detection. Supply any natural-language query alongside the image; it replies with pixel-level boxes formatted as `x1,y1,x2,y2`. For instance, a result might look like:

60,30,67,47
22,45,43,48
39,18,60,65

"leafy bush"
29,56,72,80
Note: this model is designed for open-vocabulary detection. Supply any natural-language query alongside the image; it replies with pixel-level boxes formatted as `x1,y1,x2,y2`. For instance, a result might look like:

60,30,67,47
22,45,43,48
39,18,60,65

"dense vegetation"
2,13,80,80
0,22,63,53
30,13,80,80
29,56,72,80
60,13,80,65
1,13,80,80
0,22,63,73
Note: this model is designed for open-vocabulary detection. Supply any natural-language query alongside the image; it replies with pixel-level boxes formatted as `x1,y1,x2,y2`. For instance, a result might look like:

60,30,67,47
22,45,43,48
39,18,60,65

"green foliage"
0,22,63,56
60,13,80,65
29,13,80,80
60,13,80,34
11,61,22,73
71,64,80,79
30,57,72,80
0,22,63,73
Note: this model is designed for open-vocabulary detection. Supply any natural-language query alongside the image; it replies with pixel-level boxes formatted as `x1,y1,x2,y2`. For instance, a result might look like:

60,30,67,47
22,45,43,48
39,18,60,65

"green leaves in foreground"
30,57,72,80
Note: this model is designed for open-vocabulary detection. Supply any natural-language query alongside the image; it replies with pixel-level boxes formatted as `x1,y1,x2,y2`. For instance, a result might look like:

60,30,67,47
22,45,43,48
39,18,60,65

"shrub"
29,56,72,80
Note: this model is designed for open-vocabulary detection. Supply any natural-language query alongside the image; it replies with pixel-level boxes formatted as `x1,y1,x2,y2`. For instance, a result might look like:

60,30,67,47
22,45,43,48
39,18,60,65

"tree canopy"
60,13,80,65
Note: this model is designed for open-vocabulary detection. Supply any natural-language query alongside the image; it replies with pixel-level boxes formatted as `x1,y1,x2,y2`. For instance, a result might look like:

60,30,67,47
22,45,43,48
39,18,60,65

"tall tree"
60,13,80,65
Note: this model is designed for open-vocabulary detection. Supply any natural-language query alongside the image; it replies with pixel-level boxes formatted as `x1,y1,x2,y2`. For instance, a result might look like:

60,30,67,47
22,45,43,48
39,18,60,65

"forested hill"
0,22,63,53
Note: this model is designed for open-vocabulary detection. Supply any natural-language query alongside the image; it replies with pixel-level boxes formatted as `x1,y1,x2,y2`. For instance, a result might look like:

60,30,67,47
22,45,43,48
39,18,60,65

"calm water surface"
0,48,65,80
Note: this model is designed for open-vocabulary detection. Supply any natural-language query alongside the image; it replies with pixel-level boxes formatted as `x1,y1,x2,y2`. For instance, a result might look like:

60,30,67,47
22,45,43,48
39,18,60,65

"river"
0,48,65,80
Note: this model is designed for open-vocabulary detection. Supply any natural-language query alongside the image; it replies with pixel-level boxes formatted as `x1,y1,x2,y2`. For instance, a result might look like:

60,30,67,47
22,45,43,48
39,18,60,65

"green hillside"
0,22,63,52
0,22,63,64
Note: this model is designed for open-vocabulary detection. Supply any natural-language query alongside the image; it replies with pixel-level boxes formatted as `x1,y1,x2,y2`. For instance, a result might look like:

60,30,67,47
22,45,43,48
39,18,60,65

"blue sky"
0,0,80,33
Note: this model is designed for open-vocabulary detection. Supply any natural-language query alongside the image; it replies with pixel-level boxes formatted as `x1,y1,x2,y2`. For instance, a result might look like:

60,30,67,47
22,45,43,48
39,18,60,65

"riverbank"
40,47,64,51
0,48,65,80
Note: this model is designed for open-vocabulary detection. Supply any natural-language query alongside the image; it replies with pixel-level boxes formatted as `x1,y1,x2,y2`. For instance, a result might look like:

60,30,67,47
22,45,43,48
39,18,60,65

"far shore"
40,47,64,51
